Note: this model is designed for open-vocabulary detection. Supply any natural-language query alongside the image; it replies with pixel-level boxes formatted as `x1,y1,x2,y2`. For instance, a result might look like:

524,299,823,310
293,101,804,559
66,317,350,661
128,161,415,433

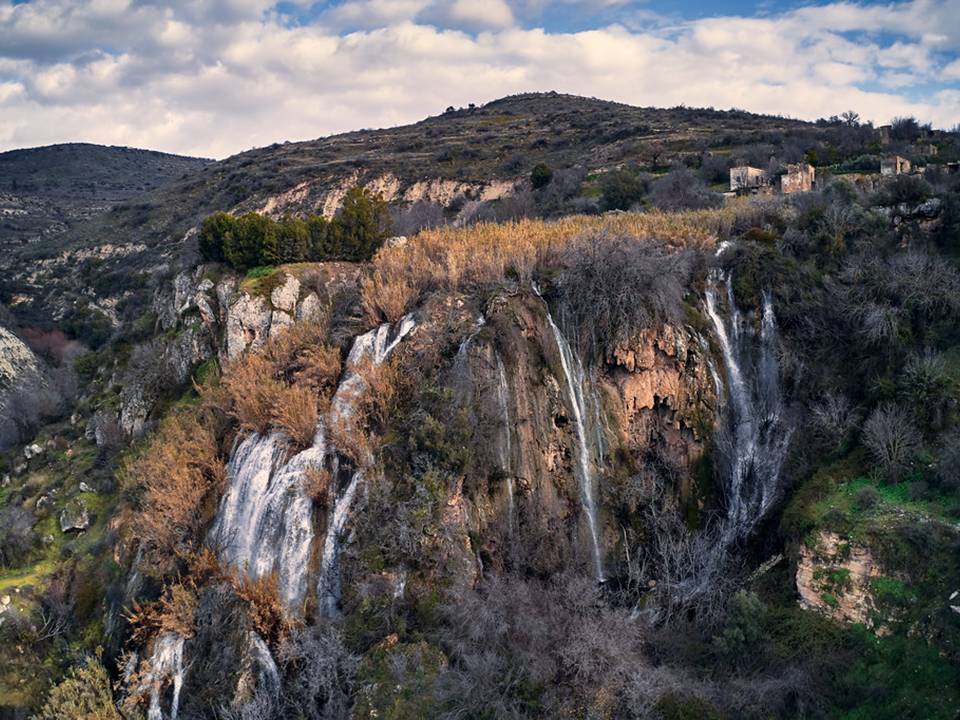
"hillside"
0,143,211,250
1,93,959,720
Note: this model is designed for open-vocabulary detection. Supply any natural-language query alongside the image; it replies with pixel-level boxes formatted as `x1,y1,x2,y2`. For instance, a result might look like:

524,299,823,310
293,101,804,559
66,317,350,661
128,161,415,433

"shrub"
233,573,295,647
270,384,319,448
600,168,648,211
862,403,921,482
853,485,881,511
123,411,226,574
933,428,960,492
0,504,36,568
553,232,695,358
651,164,723,212
530,162,553,189
699,153,730,184
809,392,859,452
36,656,121,720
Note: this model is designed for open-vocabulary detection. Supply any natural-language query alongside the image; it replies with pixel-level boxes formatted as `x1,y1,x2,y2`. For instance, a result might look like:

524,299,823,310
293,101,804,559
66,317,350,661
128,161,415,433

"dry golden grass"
222,353,280,434
233,573,297,646
216,321,341,448
127,580,200,643
361,207,751,323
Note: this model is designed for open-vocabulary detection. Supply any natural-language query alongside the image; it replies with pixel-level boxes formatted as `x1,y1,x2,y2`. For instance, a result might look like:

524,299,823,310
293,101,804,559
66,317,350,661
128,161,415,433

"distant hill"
0,143,211,247
0,93,892,330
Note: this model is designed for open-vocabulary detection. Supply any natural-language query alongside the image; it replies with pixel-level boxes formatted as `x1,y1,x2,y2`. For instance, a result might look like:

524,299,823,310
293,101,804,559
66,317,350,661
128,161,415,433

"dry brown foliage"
123,411,226,575
361,209,749,323
217,321,341,448
303,465,331,507
270,384,319,448
222,353,279,434
233,573,296,646
328,356,403,465
127,580,200,643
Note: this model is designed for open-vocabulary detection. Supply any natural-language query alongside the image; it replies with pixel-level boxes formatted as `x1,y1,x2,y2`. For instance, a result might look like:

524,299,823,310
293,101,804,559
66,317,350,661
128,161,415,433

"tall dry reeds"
360,207,751,323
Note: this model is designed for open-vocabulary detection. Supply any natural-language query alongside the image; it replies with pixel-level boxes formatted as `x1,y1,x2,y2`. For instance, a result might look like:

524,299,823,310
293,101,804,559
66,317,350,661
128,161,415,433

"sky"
0,0,958,159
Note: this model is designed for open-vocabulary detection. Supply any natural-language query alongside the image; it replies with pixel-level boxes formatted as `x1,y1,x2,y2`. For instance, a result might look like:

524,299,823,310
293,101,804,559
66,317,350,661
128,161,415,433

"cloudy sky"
1,0,958,158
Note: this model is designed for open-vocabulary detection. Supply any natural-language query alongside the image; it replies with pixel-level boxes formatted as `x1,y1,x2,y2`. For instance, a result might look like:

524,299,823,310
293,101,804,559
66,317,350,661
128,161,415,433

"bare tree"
809,392,859,451
862,403,920,482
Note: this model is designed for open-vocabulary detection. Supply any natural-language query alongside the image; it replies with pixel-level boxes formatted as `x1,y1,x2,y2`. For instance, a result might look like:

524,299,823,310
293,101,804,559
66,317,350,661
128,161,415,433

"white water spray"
317,315,416,617
146,632,185,720
495,353,515,533
704,268,791,546
534,286,604,582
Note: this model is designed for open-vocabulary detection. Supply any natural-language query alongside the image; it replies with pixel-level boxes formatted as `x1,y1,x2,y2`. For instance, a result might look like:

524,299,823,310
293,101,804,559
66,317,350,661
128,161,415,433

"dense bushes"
36,656,120,720
553,232,696,357
122,410,226,576
600,168,649,211
199,186,391,270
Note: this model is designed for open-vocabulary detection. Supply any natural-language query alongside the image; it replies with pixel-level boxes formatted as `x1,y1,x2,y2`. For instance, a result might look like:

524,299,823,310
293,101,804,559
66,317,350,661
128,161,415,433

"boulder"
59,500,90,533
270,274,300,313
226,294,272,360
295,292,324,323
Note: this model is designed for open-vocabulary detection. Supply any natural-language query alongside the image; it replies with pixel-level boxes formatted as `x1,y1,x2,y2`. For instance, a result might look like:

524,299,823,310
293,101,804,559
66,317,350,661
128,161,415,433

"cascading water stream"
210,431,320,610
210,315,415,624
534,286,604,582
146,632,185,720
494,353,515,533
704,268,791,547
317,315,416,618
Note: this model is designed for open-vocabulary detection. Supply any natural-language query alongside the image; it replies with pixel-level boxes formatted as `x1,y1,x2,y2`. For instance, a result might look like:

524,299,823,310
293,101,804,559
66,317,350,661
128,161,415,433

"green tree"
530,162,553,189
307,214,332,260
600,168,648,211
223,212,275,270
276,215,310,263
198,211,235,262
333,186,391,261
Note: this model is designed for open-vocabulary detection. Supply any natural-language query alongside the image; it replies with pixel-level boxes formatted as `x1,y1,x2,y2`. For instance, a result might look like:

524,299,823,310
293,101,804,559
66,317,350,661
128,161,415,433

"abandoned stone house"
729,165,771,193
730,162,815,195
780,163,816,194
881,155,911,176
877,125,892,145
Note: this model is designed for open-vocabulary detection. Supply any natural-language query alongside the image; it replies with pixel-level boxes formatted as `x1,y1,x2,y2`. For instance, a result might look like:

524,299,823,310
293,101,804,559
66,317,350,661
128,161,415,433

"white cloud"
0,0,956,157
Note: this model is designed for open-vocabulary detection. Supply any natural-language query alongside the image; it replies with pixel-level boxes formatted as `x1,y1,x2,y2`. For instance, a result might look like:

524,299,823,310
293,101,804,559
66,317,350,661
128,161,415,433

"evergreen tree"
307,215,332,260
198,211,234,262
277,215,310,263
333,186,391,261
531,162,553,189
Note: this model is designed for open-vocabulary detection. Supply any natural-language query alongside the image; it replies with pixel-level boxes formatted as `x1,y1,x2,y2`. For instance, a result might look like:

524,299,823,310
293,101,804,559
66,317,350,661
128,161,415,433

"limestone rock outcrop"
796,530,884,628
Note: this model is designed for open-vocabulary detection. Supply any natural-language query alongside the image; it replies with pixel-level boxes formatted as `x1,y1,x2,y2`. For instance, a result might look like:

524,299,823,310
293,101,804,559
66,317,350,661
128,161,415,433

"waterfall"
317,315,416,617
494,353,515,533
704,272,791,545
210,315,415,621
210,431,320,610
146,632,185,720
247,632,280,699
536,290,604,582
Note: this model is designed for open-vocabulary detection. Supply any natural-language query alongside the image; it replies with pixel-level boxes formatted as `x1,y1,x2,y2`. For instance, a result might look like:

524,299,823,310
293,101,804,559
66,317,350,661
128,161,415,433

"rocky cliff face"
113,263,360,438
335,286,718,589
796,531,882,625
